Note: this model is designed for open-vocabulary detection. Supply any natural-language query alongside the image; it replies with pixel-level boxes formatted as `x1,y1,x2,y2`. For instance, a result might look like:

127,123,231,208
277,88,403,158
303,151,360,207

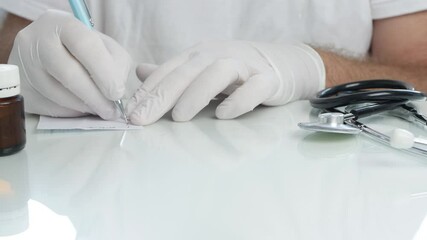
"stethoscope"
298,79,427,157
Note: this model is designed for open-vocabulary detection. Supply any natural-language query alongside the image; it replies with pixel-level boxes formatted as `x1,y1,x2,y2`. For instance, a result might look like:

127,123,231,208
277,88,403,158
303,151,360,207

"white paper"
37,116,144,130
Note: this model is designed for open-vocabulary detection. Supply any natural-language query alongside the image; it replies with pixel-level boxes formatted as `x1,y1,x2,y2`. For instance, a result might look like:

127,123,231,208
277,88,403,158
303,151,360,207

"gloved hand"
8,10,131,120
127,41,325,125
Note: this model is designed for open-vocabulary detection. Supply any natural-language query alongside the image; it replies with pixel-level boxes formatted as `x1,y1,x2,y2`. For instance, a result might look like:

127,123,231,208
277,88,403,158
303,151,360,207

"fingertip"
129,110,152,126
105,85,126,101
126,86,150,115
102,66,129,101
128,105,147,125
215,96,258,120
129,112,145,126
215,102,241,120
98,106,121,121
172,107,194,122
128,100,160,126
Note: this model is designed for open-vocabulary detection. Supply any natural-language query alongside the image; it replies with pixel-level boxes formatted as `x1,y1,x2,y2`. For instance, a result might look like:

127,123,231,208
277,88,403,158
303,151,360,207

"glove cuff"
251,42,326,106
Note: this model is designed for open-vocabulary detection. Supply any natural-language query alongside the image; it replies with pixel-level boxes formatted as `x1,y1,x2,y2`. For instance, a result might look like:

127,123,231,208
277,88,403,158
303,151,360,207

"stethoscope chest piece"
298,112,361,134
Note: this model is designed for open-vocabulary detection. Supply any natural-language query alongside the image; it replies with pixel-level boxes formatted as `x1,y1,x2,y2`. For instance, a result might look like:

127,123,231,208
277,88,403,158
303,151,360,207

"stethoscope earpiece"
389,128,415,149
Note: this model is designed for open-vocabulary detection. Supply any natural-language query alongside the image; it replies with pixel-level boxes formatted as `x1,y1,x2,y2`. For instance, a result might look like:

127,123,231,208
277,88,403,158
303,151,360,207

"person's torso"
85,0,374,64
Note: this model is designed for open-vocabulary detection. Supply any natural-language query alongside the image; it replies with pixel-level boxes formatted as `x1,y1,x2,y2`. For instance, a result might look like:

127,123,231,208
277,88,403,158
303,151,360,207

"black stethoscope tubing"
309,79,427,118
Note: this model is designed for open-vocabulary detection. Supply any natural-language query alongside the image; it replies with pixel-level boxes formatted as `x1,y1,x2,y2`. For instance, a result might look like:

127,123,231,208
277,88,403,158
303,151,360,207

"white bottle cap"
0,64,20,98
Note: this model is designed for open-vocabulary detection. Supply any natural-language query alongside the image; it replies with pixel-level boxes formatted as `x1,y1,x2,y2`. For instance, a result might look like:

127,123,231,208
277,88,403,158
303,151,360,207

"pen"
68,0,129,124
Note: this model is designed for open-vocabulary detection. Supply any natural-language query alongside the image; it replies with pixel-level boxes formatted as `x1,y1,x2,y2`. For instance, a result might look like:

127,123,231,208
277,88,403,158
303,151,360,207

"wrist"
251,42,326,105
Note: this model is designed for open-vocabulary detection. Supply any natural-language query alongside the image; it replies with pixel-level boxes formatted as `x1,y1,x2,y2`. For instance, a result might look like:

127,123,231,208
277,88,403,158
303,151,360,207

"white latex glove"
127,41,325,125
8,10,131,120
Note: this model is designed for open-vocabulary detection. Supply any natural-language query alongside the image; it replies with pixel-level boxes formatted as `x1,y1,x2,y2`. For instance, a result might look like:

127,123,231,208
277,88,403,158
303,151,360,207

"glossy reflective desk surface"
1,101,427,240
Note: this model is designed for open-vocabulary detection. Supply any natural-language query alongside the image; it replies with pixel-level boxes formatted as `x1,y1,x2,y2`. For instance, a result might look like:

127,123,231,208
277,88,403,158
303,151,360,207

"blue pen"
68,0,129,124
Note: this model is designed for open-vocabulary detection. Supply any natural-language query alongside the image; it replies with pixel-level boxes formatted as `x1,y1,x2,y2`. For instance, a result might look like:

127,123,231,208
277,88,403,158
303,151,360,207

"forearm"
317,49,427,92
0,13,32,63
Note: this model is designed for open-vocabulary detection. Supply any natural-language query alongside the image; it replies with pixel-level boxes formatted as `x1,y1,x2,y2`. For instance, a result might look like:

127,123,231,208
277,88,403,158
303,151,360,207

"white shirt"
1,0,427,64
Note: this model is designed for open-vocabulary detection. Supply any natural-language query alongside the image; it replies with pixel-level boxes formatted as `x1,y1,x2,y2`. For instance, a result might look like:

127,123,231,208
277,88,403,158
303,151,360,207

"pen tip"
124,115,129,126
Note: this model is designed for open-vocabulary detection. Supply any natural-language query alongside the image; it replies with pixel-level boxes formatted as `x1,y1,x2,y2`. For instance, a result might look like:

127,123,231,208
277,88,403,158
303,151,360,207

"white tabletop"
1,100,427,240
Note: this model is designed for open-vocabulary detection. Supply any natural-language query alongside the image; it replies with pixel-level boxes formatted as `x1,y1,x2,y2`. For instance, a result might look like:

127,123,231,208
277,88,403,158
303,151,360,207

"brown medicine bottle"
0,64,26,156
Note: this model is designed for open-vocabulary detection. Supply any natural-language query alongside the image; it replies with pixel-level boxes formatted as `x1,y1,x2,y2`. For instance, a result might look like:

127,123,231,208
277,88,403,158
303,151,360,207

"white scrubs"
1,0,427,64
